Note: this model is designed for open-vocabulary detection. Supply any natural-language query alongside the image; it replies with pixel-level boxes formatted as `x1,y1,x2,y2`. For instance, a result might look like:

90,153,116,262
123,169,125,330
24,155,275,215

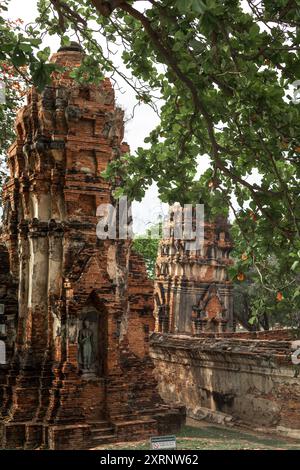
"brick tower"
0,43,184,449
154,211,234,335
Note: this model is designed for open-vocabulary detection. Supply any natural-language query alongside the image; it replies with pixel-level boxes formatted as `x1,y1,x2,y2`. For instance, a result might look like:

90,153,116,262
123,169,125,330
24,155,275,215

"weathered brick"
0,43,183,449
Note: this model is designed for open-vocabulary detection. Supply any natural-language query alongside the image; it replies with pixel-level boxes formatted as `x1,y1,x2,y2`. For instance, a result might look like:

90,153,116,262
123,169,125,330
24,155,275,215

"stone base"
150,330,300,434
153,406,186,435
1,423,44,449
112,407,185,443
0,422,90,450
114,418,157,442
47,424,90,450
187,406,235,426
1,423,27,449
0,406,185,449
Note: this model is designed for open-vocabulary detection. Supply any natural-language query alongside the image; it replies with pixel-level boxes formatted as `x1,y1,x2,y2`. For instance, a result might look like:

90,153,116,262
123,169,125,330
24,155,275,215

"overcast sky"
4,1,216,233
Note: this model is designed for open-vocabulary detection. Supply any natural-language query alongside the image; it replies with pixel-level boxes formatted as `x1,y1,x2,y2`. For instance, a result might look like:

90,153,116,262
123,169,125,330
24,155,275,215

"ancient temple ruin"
154,212,234,335
0,43,184,450
1,41,300,451
150,217,300,438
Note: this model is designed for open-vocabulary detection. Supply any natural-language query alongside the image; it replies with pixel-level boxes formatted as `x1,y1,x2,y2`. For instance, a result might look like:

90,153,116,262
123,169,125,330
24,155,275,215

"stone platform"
150,329,300,437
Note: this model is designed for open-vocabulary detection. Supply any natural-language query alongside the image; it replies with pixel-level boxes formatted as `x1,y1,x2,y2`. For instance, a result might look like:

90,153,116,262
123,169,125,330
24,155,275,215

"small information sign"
150,435,177,450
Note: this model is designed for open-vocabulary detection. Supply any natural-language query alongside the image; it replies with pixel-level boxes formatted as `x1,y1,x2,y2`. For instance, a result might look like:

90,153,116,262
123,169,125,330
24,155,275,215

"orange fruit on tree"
249,211,257,221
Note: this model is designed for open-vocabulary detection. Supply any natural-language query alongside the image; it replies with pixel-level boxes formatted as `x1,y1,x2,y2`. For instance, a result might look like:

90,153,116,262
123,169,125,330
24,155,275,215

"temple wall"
150,330,300,438
0,244,17,362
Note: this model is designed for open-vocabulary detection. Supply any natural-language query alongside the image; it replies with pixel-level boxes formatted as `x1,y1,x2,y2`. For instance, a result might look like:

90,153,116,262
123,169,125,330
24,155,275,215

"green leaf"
249,24,260,38
36,47,51,62
11,48,26,66
291,260,299,271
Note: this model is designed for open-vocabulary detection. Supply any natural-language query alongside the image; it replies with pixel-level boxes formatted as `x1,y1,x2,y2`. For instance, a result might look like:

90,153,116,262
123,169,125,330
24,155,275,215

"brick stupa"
0,43,184,449
154,210,234,335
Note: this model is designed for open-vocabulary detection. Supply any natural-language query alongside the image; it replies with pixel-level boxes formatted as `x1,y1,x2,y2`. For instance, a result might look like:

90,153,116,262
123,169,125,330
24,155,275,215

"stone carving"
78,319,94,371
191,283,228,333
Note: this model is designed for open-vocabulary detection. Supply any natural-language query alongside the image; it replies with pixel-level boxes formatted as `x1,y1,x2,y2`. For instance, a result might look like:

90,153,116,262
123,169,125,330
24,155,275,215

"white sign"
150,435,177,450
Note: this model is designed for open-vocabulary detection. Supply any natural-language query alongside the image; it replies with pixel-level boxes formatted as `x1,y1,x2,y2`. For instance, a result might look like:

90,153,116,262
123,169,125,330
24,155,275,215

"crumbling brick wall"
0,43,184,450
150,330,300,438
0,243,17,362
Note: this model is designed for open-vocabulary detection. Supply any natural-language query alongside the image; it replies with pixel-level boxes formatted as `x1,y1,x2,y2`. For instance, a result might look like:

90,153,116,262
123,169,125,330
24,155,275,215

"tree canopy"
0,0,300,321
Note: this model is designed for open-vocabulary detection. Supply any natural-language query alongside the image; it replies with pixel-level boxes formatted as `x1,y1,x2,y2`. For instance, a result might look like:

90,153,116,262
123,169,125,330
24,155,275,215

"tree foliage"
132,231,159,279
231,218,300,330
0,0,300,317
0,1,56,90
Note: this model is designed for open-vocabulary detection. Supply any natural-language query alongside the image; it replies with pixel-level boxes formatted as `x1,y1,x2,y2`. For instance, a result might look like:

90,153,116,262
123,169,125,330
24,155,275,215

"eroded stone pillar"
26,225,49,353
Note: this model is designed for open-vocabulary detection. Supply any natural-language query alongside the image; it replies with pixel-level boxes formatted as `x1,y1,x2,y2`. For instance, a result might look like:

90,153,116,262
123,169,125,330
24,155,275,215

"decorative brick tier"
0,43,184,450
154,213,234,335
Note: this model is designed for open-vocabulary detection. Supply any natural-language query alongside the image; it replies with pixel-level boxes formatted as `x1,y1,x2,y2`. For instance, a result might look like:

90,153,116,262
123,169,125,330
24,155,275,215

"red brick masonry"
0,44,184,450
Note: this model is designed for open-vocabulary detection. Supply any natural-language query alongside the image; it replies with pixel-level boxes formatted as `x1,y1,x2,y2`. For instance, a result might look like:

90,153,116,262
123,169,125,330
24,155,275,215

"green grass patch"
94,424,300,451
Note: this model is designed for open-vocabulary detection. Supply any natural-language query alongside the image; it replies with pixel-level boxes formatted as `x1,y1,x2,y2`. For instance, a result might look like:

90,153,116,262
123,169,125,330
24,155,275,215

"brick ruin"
0,243,17,363
151,330,300,438
150,218,300,438
0,43,184,450
154,212,234,335
1,42,300,450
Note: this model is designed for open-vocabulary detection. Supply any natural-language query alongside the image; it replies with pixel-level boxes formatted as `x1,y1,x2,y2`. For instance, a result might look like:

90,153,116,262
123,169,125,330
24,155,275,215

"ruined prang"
154,208,234,335
0,43,184,450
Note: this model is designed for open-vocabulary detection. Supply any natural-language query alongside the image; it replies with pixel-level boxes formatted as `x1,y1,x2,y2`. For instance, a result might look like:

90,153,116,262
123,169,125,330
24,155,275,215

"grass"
93,422,300,451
